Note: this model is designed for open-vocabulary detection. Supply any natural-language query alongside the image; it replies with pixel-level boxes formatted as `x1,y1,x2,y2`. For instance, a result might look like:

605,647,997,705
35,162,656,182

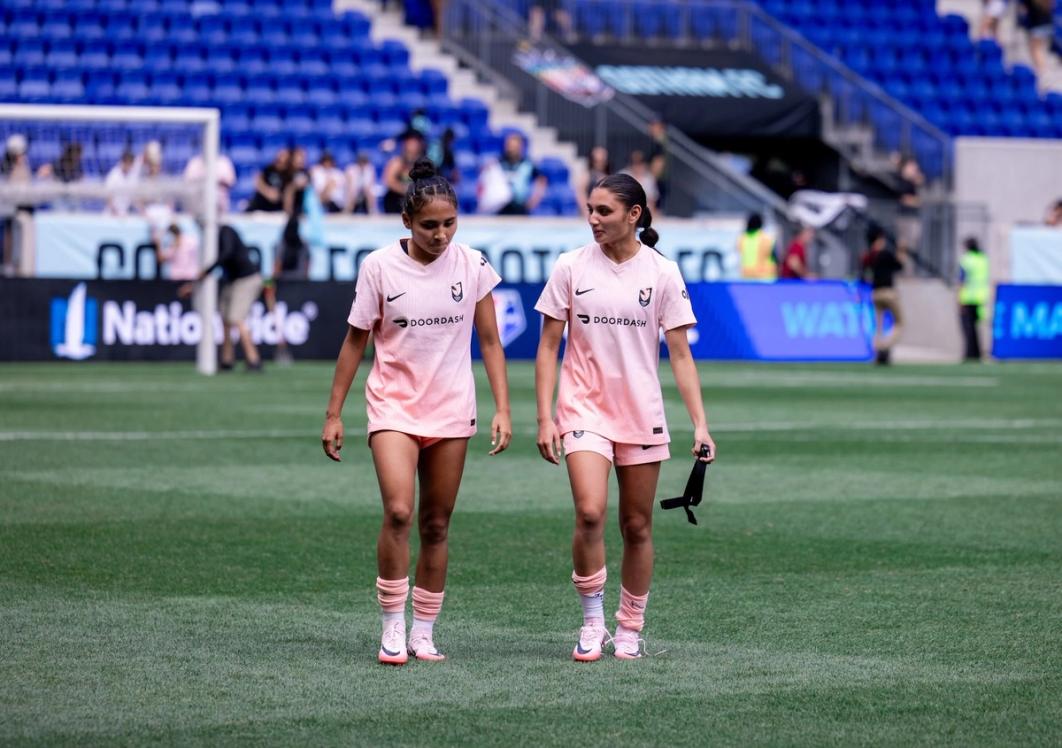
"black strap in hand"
659,444,710,525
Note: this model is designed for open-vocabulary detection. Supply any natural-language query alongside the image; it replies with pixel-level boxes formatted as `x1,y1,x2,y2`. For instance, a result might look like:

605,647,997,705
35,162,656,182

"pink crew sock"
572,567,607,625
411,586,445,635
615,585,649,633
376,576,409,626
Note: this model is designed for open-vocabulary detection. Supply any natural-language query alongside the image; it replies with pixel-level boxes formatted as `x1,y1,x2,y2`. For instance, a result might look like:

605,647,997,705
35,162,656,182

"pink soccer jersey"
348,240,501,438
535,242,696,445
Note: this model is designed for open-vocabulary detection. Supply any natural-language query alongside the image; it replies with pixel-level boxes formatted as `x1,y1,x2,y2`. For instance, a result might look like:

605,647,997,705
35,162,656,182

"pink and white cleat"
378,620,408,666
408,631,446,662
612,627,644,660
572,622,609,662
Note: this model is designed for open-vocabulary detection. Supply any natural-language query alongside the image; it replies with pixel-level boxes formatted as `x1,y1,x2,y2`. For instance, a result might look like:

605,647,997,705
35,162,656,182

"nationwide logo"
51,283,98,360
492,288,527,348
639,287,653,307
451,281,463,302
49,283,318,358
393,314,465,329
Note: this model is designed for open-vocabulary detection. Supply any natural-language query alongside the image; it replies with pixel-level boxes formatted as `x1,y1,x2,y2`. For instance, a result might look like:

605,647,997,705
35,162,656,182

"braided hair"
401,157,457,217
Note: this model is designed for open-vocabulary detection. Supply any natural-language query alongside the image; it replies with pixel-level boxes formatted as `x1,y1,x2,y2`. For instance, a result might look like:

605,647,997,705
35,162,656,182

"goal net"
0,103,221,374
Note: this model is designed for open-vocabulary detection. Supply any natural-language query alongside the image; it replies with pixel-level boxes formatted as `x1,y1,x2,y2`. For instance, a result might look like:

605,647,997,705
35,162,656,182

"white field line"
1,418,1060,441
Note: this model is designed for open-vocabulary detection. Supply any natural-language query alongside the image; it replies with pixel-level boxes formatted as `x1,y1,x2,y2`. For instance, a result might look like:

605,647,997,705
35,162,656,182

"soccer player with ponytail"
322,158,512,665
535,173,716,660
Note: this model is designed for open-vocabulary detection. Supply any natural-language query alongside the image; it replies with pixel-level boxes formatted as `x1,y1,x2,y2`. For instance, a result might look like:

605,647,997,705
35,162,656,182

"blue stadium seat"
51,69,85,102
111,41,144,70
44,39,79,69
290,18,320,47
229,17,260,46
205,46,237,74
13,39,47,67
197,15,229,45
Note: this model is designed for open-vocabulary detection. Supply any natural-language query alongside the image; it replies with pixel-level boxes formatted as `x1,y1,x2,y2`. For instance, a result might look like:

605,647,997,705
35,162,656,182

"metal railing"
440,0,791,221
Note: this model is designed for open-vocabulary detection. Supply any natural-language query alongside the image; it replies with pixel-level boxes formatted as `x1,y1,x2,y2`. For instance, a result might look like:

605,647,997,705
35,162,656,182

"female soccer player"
322,158,512,665
535,173,716,661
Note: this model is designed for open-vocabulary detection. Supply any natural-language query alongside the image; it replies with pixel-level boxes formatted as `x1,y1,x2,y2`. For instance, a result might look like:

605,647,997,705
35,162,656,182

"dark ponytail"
593,173,660,248
401,157,457,217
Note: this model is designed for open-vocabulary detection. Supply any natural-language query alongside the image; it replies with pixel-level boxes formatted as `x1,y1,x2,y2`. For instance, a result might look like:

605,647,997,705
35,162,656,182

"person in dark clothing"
1017,0,1055,80
247,149,290,212
179,225,264,371
263,215,310,366
862,226,907,365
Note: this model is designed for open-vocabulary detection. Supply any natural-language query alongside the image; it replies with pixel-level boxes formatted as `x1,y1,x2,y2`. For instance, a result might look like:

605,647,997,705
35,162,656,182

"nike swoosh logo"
576,643,594,655
574,288,594,296
642,445,651,450
386,292,406,302
381,646,402,657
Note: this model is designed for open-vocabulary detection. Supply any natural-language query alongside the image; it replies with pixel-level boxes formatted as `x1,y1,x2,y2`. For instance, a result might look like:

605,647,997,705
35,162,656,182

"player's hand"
537,420,561,465
322,415,344,462
489,412,512,456
693,427,716,463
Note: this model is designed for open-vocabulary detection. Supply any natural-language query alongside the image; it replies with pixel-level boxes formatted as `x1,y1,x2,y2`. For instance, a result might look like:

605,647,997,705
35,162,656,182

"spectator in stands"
1045,198,1062,226
346,152,379,214
862,226,906,365
1,134,30,182
265,214,311,365
155,223,200,281
246,148,290,213
495,133,548,215
577,146,611,218
979,0,1011,40
104,150,140,216
432,128,460,184
178,224,264,372
620,150,658,213
183,151,237,215
895,155,924,254
382,131,425,213
1017,0,1055,81
311,152,346,214
647,118,670,213
780,225,815,280
738,212,777,281
529,0,573,42
283,146,311,215
37,142,83,184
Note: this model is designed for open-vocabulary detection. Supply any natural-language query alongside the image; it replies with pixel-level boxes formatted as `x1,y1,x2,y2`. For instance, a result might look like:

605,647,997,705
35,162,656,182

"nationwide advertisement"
3,278,894,363
992,284,1062,359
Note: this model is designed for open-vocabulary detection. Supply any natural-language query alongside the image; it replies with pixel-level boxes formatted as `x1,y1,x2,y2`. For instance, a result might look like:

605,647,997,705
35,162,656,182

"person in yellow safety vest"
958,236,989,362
738,213,777,281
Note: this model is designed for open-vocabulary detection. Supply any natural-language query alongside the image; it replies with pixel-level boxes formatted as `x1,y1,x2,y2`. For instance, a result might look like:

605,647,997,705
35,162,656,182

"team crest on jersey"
638,287,653,307
451,282,463,302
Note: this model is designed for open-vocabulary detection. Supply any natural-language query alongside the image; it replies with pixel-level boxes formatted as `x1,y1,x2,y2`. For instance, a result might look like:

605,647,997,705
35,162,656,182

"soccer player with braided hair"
535,173,716,660
322,157,512,665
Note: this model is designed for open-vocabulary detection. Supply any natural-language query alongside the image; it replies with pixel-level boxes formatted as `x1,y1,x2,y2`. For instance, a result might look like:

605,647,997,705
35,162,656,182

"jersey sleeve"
534,254,571,321
658,263,697,331
347,256,381,330
475,250,502,301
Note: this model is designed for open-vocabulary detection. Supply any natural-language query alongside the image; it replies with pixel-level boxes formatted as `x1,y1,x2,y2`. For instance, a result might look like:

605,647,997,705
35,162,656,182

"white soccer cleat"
572,622,608,662
408,630,446,662
612,627,644,660
378,620,408,665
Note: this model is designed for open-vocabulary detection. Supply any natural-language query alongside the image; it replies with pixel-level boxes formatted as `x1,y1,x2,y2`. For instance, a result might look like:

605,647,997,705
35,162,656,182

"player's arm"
322,325,370,462
664,326,716,463
473,293,512,456
535,316,566,464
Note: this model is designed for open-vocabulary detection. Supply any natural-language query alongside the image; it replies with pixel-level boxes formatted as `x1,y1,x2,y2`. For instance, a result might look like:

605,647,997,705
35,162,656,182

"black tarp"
569,43,821,138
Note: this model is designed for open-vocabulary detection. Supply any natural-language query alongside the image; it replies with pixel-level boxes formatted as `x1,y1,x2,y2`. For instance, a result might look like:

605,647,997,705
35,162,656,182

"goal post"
0,103,221,374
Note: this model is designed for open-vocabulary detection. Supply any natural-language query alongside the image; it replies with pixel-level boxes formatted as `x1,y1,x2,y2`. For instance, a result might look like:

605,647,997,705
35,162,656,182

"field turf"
1,361,1060,746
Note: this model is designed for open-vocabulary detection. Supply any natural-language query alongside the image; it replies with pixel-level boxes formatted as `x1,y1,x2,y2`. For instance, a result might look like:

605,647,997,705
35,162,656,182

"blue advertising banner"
992,284,1062,359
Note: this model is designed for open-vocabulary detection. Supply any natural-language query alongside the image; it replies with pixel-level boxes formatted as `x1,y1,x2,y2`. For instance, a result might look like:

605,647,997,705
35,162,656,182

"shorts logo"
652,426,664,435
480,255,488,266
681,288,689,299
639,287,653,307
576,313,590,324
572,430,584,438
451,282,463,302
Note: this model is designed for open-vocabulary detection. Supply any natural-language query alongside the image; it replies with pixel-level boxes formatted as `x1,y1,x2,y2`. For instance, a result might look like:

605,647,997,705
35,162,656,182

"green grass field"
2,360,1061,746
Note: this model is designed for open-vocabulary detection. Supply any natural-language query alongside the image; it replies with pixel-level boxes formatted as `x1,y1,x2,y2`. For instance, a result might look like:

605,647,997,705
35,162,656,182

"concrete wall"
954,137,1062,283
